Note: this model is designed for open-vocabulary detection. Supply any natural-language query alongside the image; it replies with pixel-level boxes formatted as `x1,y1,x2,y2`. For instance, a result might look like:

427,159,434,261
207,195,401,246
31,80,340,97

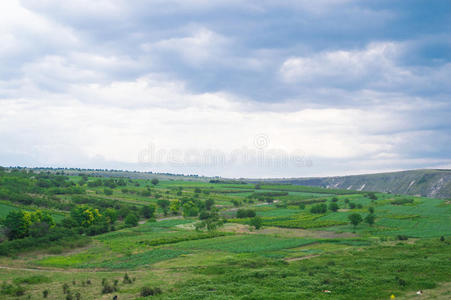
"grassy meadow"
0,169,450,299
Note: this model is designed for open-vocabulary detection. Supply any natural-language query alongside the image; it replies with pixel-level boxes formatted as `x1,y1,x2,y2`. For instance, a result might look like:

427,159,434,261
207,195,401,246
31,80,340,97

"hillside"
261,169,451,199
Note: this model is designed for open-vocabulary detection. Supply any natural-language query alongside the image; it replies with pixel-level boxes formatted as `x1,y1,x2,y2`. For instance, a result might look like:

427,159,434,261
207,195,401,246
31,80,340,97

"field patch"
173,234,316,253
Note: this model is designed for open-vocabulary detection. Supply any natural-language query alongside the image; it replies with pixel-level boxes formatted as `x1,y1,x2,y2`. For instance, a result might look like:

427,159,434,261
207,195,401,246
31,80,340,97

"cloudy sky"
1,0,450,178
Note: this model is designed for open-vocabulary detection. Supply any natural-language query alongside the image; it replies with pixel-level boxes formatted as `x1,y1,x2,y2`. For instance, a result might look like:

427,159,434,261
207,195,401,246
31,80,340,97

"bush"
349,202,356,209
391,198,414,205
125,213,139,227
250,217,263,230
101,282,116,294
13,275,51,285
123,273,132,284
236,209,256,218
140,286,162,297
328,202,339,212
1,282,25,296
397,235,408,241
43,289,49,298
310,203,327,214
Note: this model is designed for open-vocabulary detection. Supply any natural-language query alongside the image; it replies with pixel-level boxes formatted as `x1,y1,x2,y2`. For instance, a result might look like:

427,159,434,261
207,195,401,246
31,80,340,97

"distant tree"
368,207,375,214
182,201,199,217
205,199,215,210
250,216,263,230
151,178,159,186
364,213,376,226
349,202,356,209
298,203,305,210
103,188,113,196
169,200,180,215
357,204,363,209
255,184,261,190
3,210,29,240
310,203,327,214
104,208,118,224
124,213,138,227
328,202,339,212
157,199,170,216
348,213,363,228
367,192,377,200
331,197,338,202
236,209,256,218
140,204,156,219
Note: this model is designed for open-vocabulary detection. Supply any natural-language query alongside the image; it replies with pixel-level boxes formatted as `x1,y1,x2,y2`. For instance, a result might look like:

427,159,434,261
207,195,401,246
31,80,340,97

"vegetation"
0,167,449,299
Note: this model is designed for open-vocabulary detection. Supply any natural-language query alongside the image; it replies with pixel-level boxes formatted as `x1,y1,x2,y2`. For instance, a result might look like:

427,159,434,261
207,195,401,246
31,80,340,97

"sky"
0,0,450,178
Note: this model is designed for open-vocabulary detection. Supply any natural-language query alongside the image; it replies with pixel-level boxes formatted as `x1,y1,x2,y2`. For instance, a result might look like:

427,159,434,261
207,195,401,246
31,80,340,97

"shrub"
125,213,139,227
236,209,256,218
13,275,50,285
1,282,25,296
310,203,327,214
140,286,162,297
391,198,414,205
43,289,49,298
397,235,408,241
63,283,70,294
328,202,339,212
101,282,116,294
250,217,263,230
348,213,363,228
123,273,132,284
349,202,356,209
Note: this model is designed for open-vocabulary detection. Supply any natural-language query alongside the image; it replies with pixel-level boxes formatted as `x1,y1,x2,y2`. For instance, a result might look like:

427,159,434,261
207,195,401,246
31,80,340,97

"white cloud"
280,42,410,86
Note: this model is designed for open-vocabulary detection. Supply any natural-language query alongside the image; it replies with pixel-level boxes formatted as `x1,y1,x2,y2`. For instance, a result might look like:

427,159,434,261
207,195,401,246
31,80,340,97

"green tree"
71,206,103,227
329,202,339,212
124,213,139,227
151,178,159,186
364,214,376,226
310,203,327,214
205,199,215,210
157,199,170,216
169,200,180,215
250,216,263,230
140,204,156,219
3,210,29,240
348,213,363,228
368,207,375,214
104,208,118,224
182,201,199,217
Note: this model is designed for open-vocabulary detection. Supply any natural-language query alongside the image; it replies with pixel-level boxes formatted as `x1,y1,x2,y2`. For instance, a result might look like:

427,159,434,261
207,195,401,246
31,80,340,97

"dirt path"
157,216,183,222
285,254,320,262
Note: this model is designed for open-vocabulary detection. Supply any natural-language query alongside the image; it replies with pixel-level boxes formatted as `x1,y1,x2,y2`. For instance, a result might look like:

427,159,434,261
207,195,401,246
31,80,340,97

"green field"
0,169,450,299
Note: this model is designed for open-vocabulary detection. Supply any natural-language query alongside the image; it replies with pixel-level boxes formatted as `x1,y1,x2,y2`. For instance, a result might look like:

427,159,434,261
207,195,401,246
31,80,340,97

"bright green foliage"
182,201,199,217
3,209,55,240
70,206,103,227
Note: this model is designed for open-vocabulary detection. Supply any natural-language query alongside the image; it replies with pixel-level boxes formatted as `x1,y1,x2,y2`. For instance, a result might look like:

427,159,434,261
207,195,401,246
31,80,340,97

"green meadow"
0,170,450,299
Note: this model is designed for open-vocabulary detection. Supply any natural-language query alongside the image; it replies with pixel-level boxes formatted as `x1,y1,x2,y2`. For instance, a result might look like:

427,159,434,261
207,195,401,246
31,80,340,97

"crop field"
0,170,450,299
